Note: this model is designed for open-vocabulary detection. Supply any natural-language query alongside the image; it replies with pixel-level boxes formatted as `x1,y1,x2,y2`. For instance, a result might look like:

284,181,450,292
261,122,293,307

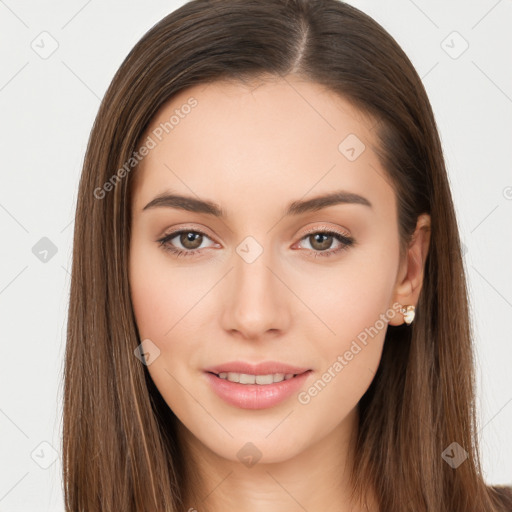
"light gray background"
0,1,511,510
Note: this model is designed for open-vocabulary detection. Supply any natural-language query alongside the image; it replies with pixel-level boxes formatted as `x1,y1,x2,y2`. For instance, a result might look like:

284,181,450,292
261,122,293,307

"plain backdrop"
0,1,511,510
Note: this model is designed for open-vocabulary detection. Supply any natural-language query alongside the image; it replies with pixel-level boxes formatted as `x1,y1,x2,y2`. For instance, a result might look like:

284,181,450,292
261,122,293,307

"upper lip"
204,361,311,376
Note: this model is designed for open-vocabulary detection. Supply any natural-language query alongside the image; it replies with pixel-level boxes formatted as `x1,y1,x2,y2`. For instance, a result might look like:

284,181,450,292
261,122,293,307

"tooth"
256,374,274,385
219,372,297,384
239,373,256,384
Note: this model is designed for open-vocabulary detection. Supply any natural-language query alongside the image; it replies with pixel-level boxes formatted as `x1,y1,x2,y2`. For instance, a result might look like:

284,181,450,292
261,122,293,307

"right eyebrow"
143,192,225,216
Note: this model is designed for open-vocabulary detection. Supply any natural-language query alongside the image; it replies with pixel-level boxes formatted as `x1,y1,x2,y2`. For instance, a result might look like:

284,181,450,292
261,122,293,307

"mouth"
204,361,311,376
203,362,313,409
206,371,307,385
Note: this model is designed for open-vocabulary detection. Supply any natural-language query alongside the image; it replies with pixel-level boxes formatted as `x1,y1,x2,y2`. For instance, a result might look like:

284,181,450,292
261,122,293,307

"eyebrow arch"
142,189,372,217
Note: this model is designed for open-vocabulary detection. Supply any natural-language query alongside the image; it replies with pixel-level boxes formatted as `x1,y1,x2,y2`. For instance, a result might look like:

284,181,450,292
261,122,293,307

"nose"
220,242,292,341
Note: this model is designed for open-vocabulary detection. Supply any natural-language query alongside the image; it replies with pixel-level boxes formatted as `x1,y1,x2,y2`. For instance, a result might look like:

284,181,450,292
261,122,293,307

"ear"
388,213,431,326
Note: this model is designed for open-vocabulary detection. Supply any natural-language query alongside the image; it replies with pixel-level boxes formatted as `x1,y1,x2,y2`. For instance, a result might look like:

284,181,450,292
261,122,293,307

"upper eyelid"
158,225,215,242
162,218,350,235
160,227,215,241
300,225,351,238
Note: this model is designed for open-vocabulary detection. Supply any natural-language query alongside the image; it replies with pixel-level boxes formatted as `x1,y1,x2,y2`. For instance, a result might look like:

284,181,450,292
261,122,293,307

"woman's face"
129,76,418,464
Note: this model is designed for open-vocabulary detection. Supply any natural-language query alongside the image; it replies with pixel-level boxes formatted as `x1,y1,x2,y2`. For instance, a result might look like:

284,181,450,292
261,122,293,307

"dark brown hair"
62,0,512,510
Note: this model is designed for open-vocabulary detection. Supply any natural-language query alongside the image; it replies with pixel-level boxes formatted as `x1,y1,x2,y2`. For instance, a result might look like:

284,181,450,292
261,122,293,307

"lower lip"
204,371,312,410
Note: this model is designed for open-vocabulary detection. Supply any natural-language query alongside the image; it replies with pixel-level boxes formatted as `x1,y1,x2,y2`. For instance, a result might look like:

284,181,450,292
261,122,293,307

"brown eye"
308,233,335,251
296,229,355,258
157,229,216,257
179,231,203,250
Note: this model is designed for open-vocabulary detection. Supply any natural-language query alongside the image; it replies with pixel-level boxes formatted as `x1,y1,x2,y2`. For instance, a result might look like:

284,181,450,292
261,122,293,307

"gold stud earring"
399,305,415,325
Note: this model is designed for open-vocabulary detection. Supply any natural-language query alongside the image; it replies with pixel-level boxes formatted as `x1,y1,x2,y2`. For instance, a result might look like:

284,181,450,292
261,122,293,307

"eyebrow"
142,189,372,217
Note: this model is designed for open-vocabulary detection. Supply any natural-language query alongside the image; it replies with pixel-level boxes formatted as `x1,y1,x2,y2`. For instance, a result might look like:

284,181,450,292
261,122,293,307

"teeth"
217,372,296,384
227,372,239,382
240,373,256,384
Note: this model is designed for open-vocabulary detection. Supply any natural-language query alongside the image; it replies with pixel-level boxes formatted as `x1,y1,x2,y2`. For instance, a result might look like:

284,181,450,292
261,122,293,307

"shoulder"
489,485,512,511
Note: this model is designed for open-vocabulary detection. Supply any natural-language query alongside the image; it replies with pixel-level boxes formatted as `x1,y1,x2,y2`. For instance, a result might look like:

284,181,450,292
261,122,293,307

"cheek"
129,245,202,418
129,241,201,340
130,276,173,341
296,299,389,442
298,248,397,350
129,241,211,382
294,248,397,413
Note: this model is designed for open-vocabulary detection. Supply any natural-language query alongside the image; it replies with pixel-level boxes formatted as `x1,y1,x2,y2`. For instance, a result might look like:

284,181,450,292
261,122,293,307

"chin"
186,416,315,465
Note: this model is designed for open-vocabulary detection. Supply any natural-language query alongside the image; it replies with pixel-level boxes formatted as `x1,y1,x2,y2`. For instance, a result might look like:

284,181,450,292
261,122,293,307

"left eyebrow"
142,189,372,216
285,190,373,215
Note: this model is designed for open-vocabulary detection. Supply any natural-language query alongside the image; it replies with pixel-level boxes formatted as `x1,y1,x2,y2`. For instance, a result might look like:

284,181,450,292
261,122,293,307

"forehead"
132,76,393,217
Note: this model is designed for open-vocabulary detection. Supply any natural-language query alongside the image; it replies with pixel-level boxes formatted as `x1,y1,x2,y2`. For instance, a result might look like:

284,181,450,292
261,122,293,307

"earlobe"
388,213,431,326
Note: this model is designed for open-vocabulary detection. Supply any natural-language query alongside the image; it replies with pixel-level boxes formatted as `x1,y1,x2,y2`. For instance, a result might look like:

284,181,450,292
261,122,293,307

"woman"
62,0,512,510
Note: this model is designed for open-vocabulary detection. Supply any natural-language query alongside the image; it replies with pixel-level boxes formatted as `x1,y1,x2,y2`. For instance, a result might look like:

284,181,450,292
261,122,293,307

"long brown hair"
62,0,512,510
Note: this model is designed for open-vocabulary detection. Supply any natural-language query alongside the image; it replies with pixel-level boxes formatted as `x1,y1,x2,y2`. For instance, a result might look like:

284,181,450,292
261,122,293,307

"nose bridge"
233,234,279,306
235,240,273,294
221,234,290,338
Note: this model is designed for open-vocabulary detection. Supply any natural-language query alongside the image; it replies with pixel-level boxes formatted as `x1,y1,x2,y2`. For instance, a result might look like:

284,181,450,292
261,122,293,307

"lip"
203,361,312,410
204,361,311,376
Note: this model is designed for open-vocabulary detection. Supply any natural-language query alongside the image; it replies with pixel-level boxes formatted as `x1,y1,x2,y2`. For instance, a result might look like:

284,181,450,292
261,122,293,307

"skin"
129,75,431,512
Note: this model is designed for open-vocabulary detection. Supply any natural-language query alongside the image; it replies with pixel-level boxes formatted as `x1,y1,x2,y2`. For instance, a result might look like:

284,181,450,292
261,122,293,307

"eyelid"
157,223,217,241
298,224,351,239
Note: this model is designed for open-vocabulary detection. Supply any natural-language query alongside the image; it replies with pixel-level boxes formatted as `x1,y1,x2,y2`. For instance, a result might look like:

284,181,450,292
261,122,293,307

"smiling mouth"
207,371,309,385
204,368,312,409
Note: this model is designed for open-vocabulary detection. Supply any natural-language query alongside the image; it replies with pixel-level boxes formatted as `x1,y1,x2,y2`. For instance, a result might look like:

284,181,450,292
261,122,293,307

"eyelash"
157,228,355,259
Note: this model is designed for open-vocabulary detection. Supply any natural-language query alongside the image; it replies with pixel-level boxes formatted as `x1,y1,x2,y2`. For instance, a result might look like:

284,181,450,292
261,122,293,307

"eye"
157,227,355,259
295,229,355,258
157,229,217,257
